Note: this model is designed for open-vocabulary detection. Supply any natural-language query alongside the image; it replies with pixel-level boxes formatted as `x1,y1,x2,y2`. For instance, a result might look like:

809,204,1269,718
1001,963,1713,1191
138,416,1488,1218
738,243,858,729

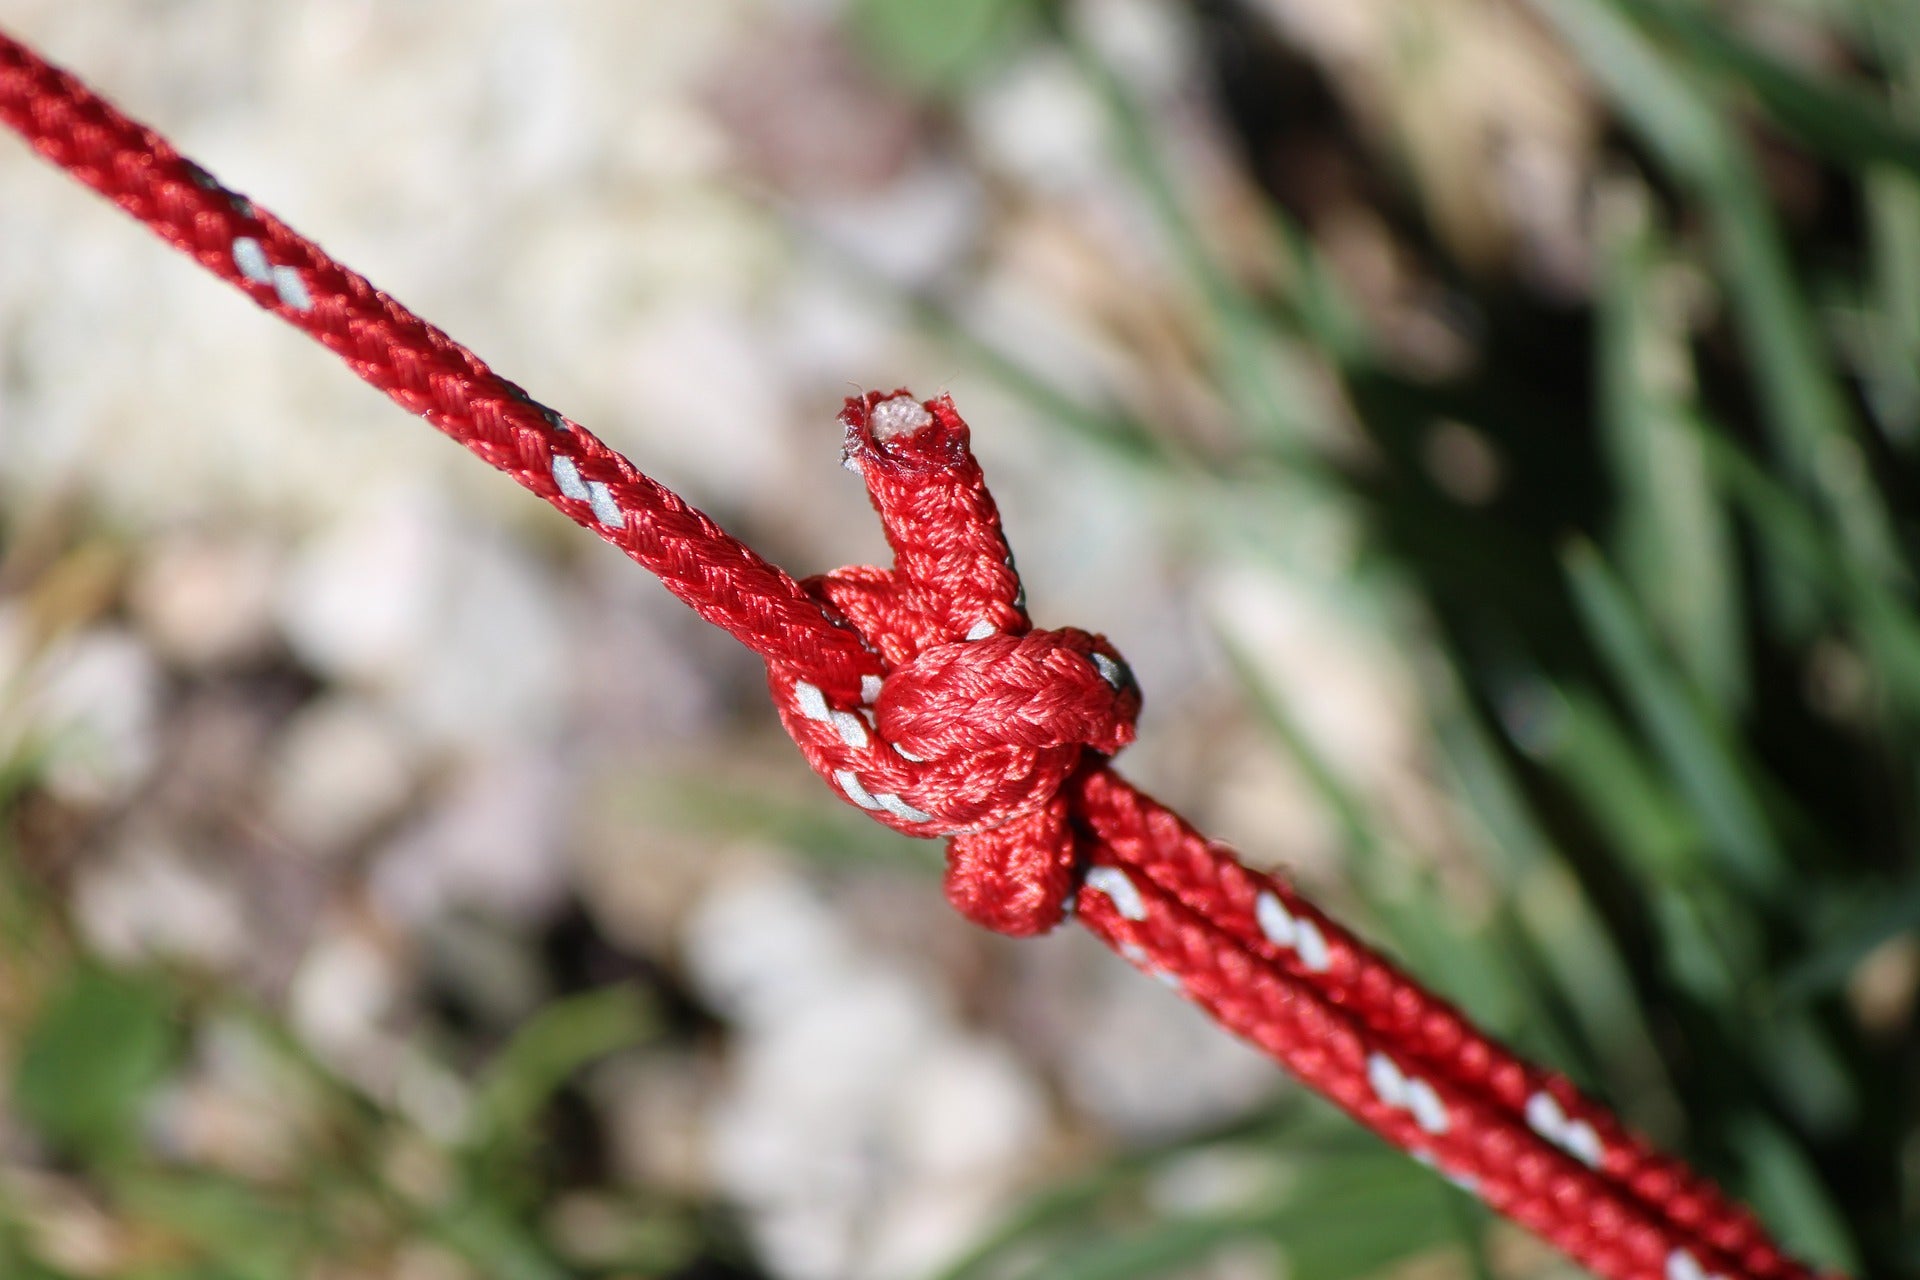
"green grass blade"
1701,161,1902,583
929,1103,1327,1280
1778,872,1920,1000
1691,416,1920,714
468,985,656,1154
430,1201,573,1280
1531,0,1725,173
1537,0,1904,583
11,964,183,1162
1214,627,1393,877
1861,169,1920,444
1219,626,1593,1056
996,1151,1457,1280
110,1172,313,1280
1264,209,1373,370
850,0,1040,93
1434,686,1678,1103
631,769,938,871
1726,1112,1863,1274
1596,182,1744,713
1523,678,1704,882
1609,0,1920,177
1062,27,1335,459
1562,540,1790,897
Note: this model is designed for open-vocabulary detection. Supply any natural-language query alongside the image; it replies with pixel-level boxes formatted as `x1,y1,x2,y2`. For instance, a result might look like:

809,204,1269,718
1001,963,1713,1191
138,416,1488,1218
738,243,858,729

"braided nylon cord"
0,29,1837,1280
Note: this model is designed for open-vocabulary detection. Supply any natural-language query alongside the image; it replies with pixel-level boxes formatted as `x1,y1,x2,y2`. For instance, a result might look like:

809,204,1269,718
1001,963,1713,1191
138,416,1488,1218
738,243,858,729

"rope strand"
0,33,883,706
0,28,1837,1280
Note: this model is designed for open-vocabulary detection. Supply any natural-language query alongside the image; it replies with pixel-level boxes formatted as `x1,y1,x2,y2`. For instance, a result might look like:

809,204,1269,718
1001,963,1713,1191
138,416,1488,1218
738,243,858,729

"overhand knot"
765,391,1140,936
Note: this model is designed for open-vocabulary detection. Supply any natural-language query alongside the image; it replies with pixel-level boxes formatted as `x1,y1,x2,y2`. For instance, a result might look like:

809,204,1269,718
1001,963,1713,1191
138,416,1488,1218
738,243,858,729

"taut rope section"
0,29,1834,1280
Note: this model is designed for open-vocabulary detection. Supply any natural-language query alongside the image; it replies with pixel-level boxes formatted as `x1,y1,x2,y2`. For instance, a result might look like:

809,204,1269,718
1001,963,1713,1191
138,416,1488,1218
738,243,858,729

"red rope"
0,29,1837,1280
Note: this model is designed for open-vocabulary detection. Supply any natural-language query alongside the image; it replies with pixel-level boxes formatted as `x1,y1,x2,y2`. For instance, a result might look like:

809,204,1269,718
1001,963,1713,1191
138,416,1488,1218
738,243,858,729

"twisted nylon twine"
0,28,1839,1280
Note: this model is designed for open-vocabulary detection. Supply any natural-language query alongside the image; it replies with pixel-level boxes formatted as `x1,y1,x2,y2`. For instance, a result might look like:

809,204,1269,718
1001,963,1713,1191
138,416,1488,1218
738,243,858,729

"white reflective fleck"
585,481,622,528
550,455,590,501
873,792,933,824
793,681,830,723
272,265,313,311
1084,866,1146,920
829,710,869,750
832,769,881,810
1405,1078,1449,1134
231,236,273,284
1293,918,1332,972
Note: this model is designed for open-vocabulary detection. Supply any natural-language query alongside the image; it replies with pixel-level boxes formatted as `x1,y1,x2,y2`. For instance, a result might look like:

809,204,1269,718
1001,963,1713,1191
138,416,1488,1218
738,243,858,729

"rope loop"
765,391,1139,936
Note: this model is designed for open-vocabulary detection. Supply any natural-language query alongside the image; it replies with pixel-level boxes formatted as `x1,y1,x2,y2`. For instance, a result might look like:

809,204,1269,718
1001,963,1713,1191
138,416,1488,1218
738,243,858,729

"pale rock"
276,487,568,748
265,695,416,856
1064,947,1277,1138
289,926,398,1066
683,868,867,1026
867,1038,1048,1276
392,532,568,747
686,869,1046,1280
1072,0,1196,95
72,837,250,971
148,1016,312,1179
705,17,921,194
865,1180,1016,1280
713,966,939,1195
391,1243,478,1280
276,488,442,687
565,551,744,754
9,1170,127,1275
1212,744,1343,874
480,12,596,185
798,159,984,287
0,604,31,688
1204,566,1421,810
1145,1147,1281,1216
965,52,1110,194
771,266,898,387
393,1051,473,1144
751,1203,858,1280
596,1054,711,1197
614,301,798,505
370,752,567,927
128,534,279,668
888,1036,1045,1181
25,627,161,806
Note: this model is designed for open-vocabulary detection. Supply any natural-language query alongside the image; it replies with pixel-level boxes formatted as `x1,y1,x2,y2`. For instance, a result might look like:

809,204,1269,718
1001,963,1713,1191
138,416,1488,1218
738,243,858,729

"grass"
842,0,1917,1274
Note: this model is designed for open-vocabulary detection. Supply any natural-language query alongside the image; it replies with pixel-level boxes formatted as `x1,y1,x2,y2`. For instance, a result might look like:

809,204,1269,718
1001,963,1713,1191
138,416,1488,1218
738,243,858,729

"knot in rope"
765,391,1139,936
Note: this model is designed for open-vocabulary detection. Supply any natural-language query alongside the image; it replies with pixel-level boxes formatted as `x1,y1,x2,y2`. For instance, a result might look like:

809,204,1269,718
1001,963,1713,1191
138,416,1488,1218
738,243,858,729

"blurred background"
0,1,1915,1277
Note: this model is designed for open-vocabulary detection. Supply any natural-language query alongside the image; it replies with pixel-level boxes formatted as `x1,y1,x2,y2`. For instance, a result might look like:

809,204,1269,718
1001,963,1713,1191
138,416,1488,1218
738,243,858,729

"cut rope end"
866,392,933,443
